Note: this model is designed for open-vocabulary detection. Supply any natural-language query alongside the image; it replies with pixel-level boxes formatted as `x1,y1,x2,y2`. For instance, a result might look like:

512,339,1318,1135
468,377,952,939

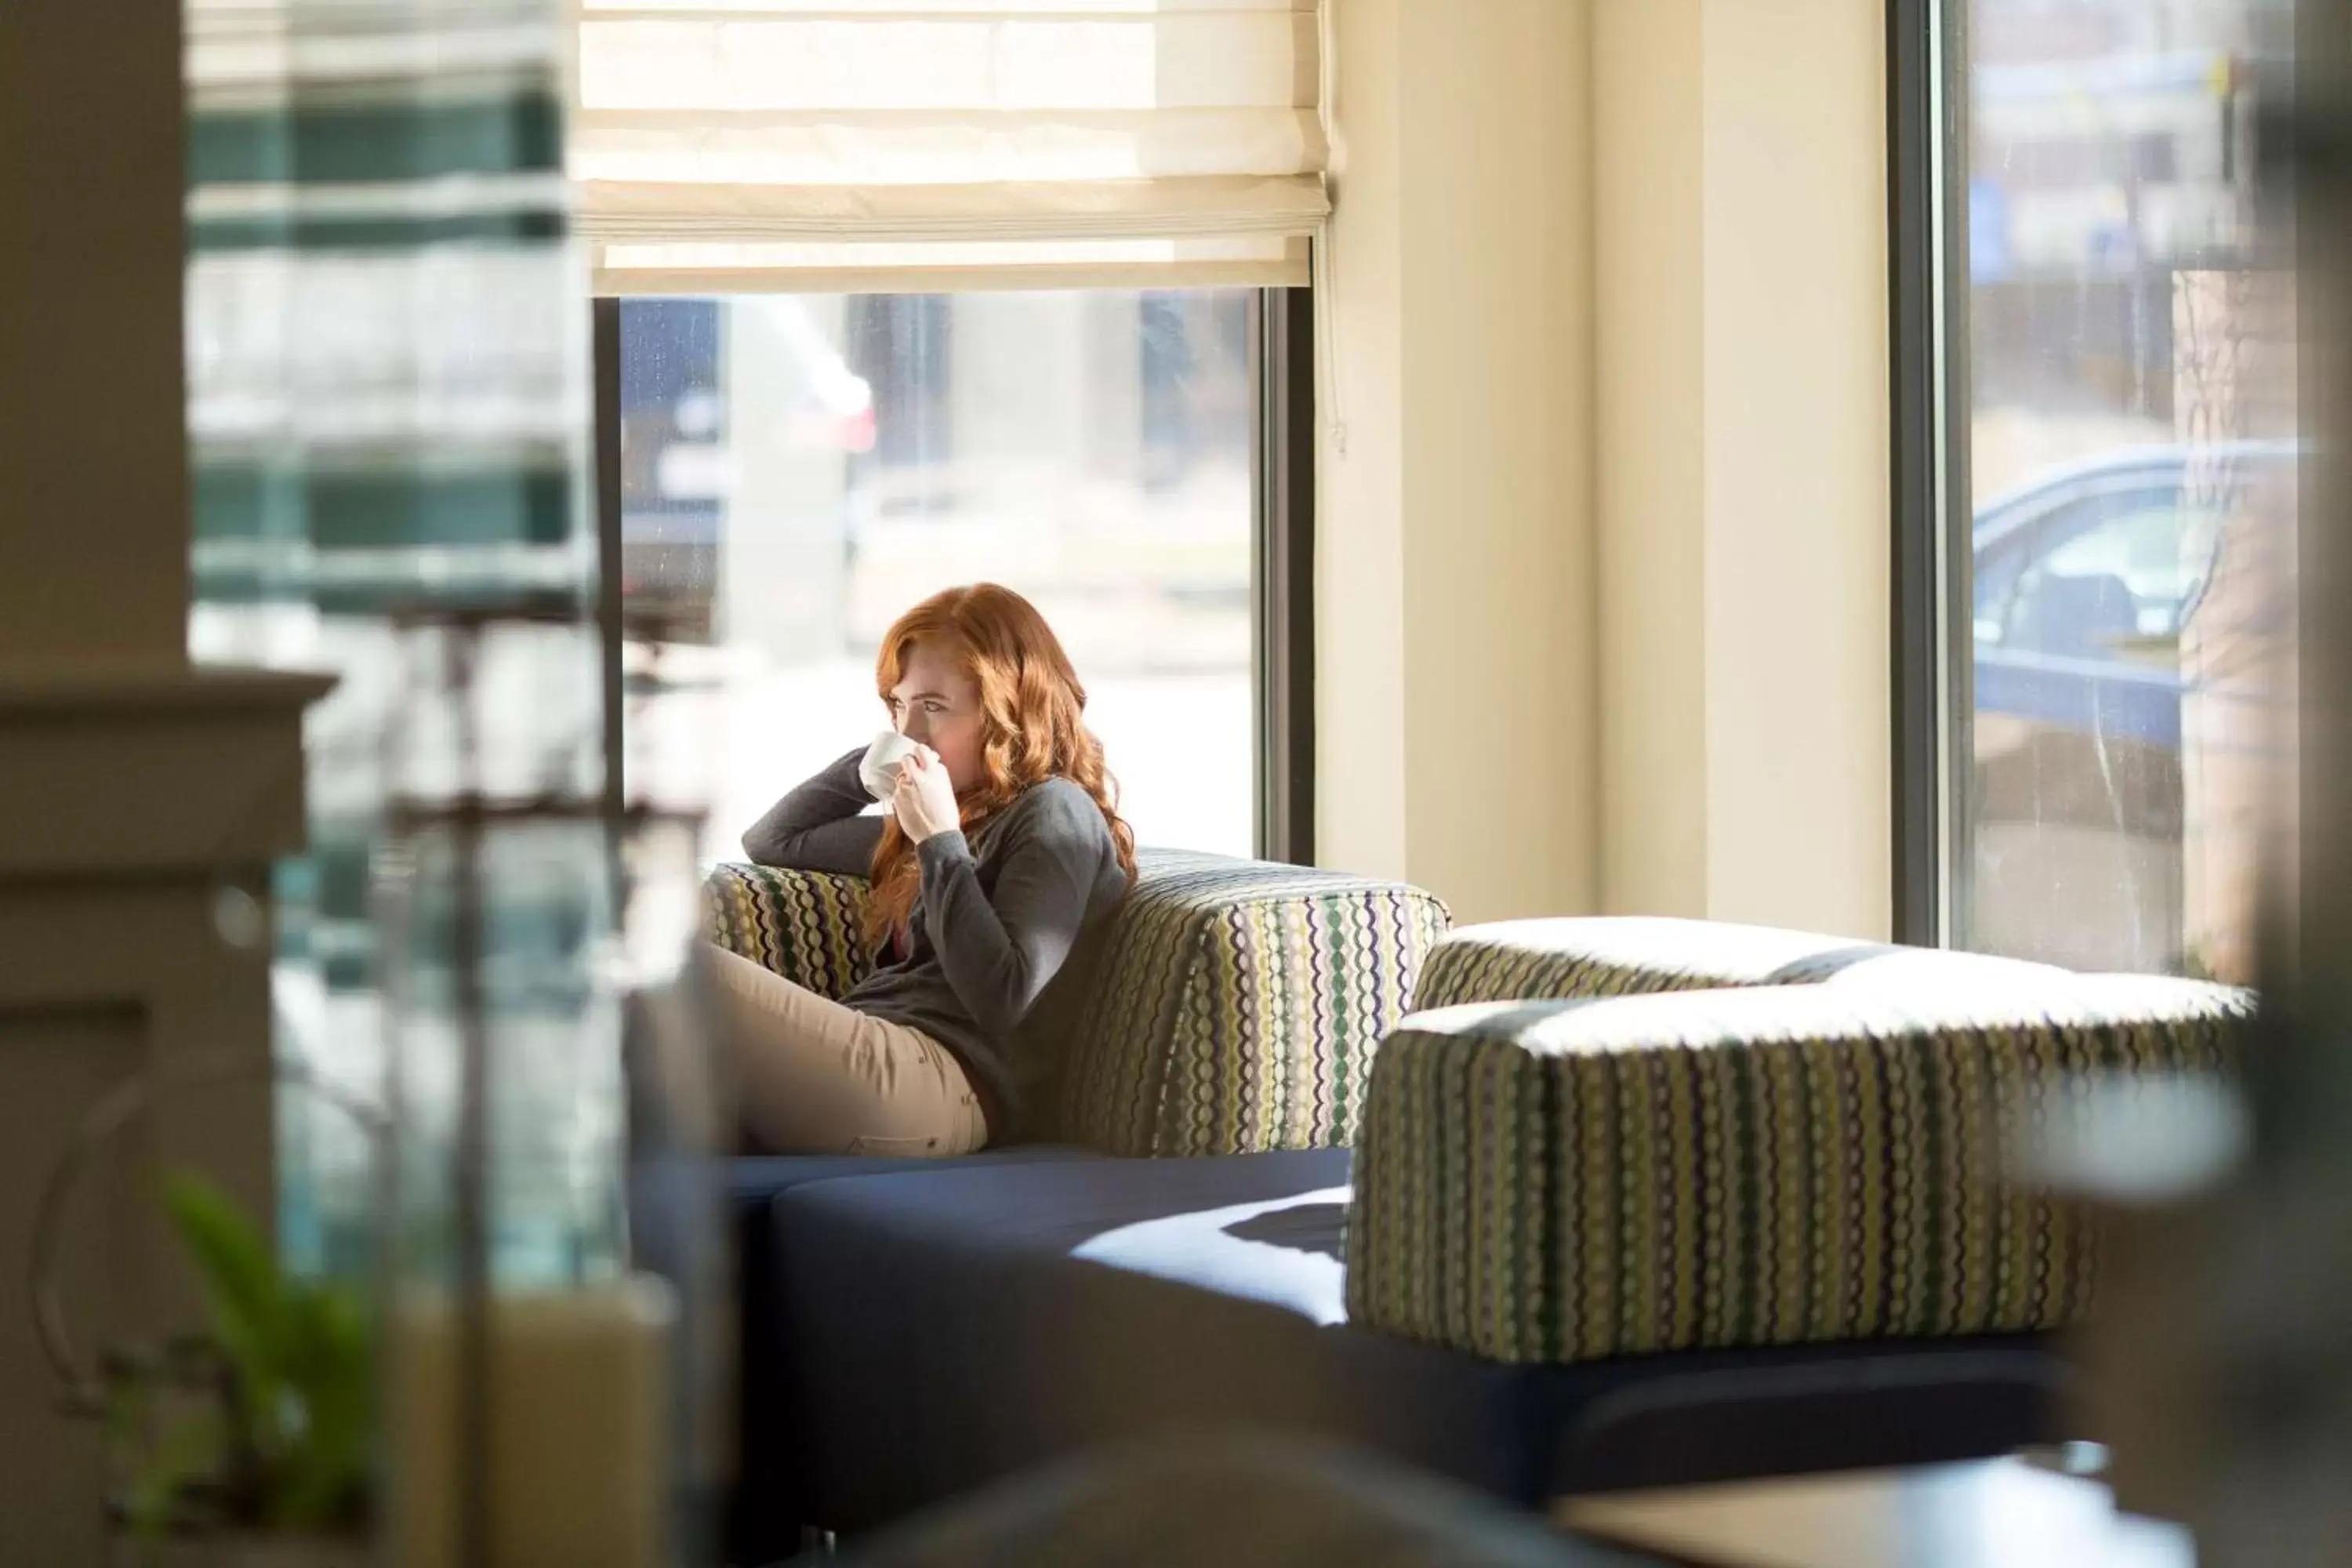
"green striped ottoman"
1413,916,2074,1011
1347,975,2249,1365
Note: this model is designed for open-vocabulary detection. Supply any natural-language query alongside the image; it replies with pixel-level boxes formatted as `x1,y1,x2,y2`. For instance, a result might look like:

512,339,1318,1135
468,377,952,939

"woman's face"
888,639,986,794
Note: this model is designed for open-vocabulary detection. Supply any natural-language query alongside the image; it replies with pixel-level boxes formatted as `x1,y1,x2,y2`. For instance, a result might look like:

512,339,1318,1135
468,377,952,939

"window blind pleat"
572,109,1325,185
570,0,1327,292
578,173,1327,241
592,233,1308,294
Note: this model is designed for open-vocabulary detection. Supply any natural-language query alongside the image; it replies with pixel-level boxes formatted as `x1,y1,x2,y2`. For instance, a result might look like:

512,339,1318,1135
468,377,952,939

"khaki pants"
702,943,989,1156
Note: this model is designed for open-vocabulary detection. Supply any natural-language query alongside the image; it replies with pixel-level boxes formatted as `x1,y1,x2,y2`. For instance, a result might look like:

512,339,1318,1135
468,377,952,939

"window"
606,289,1299,868
1898,0,2298,982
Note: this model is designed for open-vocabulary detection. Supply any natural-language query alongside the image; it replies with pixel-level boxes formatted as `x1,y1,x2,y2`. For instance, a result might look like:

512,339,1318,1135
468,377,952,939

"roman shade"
571,0,1330,294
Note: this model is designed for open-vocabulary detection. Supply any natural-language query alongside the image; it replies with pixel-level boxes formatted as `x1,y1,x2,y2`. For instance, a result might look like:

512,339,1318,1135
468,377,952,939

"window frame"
1889,0,1972,946
590,289,1317,866
1252,288,1316,866
594,296,626,831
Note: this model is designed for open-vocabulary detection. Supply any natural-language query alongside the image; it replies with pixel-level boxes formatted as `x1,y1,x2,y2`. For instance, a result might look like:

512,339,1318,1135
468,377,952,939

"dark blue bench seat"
728,1150,2063,1558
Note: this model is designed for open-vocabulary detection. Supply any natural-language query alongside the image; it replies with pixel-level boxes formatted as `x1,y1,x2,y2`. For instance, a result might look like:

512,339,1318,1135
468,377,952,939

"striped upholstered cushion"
1348,975,2250,1364
1058,851,1451,1157
706,852,1451,1158
705,862,875,1001
1414,916,2071,1011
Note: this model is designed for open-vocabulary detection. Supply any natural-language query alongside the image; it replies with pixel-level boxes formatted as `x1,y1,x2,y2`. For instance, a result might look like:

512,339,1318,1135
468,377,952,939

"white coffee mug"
858,731,922,803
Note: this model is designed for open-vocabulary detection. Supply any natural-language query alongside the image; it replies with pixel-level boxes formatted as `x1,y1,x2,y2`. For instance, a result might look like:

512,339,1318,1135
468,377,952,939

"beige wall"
1693,0,1890,938
1319,0,1597,925
1595,0,1708,918
1322,0,1890,940
1316,0,1414,885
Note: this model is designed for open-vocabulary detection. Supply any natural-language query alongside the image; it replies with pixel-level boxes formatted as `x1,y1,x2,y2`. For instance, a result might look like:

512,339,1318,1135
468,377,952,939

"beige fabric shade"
572,0,1329,294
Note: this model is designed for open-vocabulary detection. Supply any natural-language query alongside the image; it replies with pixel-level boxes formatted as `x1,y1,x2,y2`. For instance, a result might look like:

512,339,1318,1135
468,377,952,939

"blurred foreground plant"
111,1171,369,1543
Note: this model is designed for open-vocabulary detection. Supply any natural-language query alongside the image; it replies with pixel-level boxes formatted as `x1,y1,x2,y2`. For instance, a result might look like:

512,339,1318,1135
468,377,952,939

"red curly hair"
862,584,1138,950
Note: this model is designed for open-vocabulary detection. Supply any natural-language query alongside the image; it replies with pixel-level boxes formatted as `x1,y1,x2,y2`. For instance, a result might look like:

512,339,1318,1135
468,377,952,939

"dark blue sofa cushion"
734,1150,2065,1542
729,1146,1097,1558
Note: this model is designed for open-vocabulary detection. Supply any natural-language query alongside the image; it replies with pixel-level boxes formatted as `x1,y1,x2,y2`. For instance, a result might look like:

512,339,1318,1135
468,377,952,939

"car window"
1972,545,2024,646
1994,487,2224,660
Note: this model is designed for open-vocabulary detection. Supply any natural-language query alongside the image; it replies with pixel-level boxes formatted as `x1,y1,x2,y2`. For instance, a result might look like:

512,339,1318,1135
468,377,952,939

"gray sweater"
741,747,1128,1134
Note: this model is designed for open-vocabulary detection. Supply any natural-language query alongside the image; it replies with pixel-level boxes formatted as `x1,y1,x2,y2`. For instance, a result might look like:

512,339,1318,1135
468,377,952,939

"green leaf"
268,1283,372,1530
162,1171,292,1455
124,1408,228,1541
155,1167,375,1530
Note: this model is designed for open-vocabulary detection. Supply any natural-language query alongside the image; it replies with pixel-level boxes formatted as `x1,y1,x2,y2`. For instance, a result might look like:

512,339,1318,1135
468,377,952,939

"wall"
1320,0,1890,940
1319,0,1598,925
1693,0,1890,938
1594,0,1708,918
1316,0,1414,885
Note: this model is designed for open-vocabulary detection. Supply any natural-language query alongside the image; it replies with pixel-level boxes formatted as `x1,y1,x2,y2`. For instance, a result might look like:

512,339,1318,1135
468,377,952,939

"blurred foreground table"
1558,1456,2194,1568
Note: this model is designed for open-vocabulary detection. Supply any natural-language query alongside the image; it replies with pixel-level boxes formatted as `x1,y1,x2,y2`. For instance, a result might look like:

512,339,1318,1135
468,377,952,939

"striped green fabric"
1414,916,2070,1011
1058,854,1451,1157
1348,975,2251,1364
702,851,1450,1156
704,863,876,1002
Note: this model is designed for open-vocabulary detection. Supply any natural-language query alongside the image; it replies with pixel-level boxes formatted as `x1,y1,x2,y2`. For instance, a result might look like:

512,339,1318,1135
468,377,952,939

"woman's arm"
914,786,1108,1040
740,746,884,873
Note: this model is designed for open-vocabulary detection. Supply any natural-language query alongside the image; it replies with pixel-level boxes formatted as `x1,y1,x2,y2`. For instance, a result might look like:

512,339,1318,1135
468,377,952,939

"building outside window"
614,291,1261,866
1929,0,2297,982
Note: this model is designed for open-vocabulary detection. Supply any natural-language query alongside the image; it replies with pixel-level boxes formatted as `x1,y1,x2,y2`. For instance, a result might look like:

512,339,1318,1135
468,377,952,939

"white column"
1596,0,1892,938
1318,0,1598,924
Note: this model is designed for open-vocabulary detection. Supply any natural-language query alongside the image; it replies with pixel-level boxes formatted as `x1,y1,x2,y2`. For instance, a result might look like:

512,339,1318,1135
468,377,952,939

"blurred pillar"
0,0,325,1557
2089,13,2351,1560
0,0,186,662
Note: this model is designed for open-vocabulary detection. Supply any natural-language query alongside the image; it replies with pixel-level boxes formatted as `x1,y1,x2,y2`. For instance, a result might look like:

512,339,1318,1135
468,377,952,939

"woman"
710,583,1137,1156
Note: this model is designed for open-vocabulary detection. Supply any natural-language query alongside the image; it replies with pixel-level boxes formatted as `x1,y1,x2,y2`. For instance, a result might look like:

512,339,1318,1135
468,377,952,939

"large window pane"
1950,0,2297,981
616,292,1258,864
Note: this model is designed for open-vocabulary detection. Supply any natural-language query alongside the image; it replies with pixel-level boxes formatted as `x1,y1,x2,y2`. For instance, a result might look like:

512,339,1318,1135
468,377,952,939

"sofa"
706,855,2249,1559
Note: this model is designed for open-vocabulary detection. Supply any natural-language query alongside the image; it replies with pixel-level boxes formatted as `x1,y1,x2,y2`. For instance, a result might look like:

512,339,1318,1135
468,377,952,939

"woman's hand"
891,746,962,844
